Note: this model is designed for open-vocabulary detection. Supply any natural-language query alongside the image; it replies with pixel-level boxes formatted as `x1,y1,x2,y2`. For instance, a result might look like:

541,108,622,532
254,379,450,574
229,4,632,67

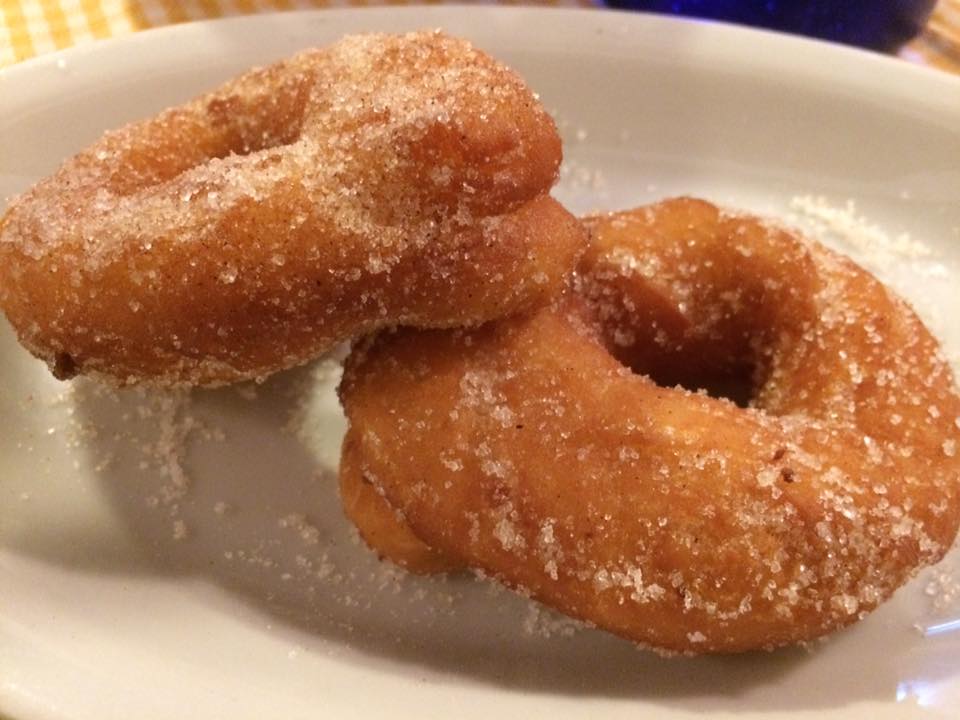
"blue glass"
603,1,938,52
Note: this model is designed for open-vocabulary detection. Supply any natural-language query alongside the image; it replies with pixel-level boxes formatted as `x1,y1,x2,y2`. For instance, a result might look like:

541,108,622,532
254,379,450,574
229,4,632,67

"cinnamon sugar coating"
340,428,465,575
339,197,960,653
0,31,581,385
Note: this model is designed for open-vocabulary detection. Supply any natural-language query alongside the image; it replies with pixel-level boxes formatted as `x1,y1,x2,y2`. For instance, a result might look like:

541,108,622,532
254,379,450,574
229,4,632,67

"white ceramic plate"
2,7,959,720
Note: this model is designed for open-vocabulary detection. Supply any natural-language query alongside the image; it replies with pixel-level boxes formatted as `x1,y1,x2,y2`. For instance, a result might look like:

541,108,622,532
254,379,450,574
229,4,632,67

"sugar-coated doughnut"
0,31,582,385
340,429,464,575
338,197,960,653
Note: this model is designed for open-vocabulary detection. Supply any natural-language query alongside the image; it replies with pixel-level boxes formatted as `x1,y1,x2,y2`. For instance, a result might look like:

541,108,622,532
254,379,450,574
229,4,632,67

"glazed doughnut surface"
339,198,960,653
0,31,582,386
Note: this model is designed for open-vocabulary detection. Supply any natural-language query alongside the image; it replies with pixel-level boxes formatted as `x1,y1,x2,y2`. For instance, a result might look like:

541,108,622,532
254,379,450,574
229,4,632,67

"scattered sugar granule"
172,520,188,541
789,195,933,262
522,602,586,639
278,513,321,546
924,566,960,612
494,516,526,552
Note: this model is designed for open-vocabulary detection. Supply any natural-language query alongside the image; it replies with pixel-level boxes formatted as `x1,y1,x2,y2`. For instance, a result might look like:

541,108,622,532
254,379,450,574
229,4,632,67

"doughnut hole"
90,56,315,197
581,197,820,414
582,198,959,456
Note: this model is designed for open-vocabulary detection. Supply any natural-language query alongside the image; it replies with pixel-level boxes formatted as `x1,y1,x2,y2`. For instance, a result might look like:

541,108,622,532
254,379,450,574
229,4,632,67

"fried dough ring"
0,32,582,385
340,429,465,575
339,197,960,653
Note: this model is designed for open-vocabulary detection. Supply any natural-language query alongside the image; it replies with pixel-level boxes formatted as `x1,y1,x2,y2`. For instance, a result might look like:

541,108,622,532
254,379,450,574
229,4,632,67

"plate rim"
1,5,959,93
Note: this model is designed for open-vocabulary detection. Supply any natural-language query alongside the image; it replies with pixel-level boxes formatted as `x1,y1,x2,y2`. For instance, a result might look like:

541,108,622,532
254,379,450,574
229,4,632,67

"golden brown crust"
0,32,579,386
339,197,960,653
340,430,462,575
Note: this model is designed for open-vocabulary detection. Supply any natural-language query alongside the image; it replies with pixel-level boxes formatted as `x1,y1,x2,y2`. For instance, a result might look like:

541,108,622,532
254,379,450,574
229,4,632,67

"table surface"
1,0,959,74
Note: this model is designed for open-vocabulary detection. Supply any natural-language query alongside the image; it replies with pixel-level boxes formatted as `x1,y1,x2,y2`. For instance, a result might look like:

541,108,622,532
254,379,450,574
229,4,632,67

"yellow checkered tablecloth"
1,0,958,71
